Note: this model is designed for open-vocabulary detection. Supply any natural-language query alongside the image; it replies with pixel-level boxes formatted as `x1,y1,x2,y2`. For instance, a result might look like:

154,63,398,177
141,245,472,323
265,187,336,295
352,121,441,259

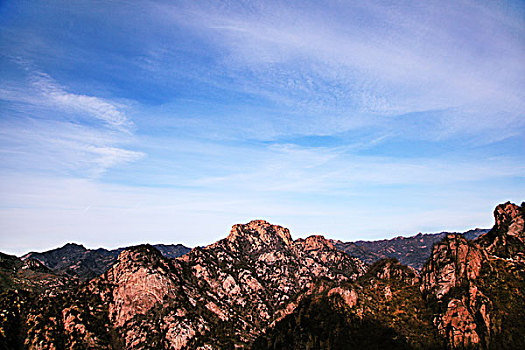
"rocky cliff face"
477,202,525,261
421,234,484,300
419,202,525,349
420,234,488,348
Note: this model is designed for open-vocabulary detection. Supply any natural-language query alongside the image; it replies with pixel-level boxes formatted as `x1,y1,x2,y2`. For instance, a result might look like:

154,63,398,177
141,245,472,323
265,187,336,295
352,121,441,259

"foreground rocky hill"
0,202,523,349
332,228,489,270
0,220,366,349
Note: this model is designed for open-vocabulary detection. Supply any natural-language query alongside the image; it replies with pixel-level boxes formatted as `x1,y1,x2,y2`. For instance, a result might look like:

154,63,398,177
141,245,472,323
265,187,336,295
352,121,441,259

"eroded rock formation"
419,202,525,349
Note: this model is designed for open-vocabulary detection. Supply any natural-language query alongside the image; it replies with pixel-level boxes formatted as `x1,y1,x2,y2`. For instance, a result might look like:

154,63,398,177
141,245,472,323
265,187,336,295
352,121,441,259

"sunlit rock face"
92,246,181,327
419,234,486,347
226,220,294,249
478,202,525,261
420,202,525,349
82,220,366,348
420,234,484,300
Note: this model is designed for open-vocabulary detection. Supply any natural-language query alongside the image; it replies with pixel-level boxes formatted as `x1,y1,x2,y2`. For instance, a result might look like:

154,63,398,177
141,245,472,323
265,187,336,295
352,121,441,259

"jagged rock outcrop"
420,234,488,348
477,202,525,261
420,202,525,349
421,234,484,300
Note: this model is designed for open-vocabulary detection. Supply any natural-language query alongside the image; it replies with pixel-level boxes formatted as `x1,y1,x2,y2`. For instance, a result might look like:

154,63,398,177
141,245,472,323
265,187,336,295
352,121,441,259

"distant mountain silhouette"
332,228,489,270
21,243,191,281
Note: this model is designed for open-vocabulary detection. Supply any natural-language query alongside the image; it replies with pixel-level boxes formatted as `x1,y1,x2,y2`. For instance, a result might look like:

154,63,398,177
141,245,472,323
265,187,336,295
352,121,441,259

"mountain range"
0,202,523,349
11,228,488,282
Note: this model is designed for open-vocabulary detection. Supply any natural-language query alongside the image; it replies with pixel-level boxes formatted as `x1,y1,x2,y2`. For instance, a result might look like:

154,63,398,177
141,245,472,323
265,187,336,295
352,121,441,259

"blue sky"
1,0,524,255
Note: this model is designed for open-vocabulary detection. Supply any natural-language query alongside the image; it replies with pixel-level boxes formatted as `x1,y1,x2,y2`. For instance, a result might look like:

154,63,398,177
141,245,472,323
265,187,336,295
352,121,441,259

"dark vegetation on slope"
260,202,524,349
253,259,444,350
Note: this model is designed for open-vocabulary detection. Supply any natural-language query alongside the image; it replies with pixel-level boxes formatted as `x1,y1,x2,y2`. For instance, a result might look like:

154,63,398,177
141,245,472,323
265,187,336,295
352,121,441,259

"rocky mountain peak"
494,201,523,229
2,203,524,349
477,201,525,260
21,242,87,262
295,235,335,251
226,220,293,248
80,219,366,348
114,244,166,268
62,242,86,249
494,202,525,242
421,234,483,300
53,242,87,255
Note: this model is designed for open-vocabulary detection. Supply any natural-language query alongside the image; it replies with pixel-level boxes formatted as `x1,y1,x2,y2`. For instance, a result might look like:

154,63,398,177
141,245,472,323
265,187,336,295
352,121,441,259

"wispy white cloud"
86,146,145,175
180,142,525,194
0,66,144,177
29,71,135,133
0,118,145,177
153,0,524,139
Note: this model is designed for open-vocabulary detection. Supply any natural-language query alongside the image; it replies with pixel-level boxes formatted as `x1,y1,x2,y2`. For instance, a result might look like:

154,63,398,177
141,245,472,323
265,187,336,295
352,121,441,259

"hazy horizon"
1,1,524,256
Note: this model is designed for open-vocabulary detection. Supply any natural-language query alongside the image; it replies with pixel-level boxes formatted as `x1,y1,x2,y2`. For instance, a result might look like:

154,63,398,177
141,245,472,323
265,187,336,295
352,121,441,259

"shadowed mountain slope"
258,202,524,349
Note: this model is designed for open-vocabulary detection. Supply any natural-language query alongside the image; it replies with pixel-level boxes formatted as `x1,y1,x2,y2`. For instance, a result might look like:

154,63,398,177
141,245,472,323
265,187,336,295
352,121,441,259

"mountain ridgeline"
332,228,489,270
20,243,191,281
0,202,523,349
15,227,487,282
